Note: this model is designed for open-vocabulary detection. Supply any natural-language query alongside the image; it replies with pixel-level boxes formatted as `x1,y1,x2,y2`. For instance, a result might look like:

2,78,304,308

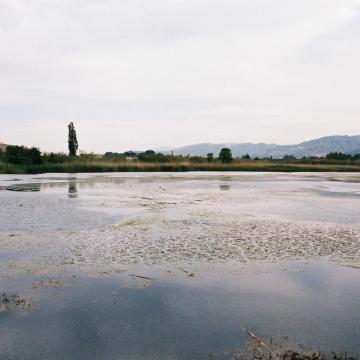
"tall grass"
2,159,360,174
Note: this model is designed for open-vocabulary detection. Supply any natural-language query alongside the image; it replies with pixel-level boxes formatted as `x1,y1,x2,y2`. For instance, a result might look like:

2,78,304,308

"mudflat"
0,172,359,359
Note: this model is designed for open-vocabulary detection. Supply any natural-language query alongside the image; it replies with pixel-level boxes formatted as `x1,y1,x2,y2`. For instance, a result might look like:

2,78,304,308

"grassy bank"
2,160,360,174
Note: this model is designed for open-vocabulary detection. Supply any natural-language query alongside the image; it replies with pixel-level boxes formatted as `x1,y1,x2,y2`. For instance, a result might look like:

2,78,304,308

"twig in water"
128,274,153,281
241,327,272,351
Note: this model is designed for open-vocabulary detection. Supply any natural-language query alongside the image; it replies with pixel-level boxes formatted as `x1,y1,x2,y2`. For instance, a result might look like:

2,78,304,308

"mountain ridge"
160,135,360,158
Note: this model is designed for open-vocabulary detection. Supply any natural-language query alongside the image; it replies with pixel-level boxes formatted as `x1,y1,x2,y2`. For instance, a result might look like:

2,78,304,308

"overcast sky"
1,0,360,152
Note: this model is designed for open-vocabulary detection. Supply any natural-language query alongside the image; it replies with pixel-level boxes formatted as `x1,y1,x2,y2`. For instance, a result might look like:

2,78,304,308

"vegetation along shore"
1,123,360,174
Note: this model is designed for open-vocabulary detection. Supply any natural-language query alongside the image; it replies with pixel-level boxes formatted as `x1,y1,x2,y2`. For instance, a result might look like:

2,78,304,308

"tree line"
1,122,360,165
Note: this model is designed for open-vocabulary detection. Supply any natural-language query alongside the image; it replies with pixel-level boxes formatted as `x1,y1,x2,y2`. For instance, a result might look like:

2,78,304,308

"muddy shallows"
0,173,360,359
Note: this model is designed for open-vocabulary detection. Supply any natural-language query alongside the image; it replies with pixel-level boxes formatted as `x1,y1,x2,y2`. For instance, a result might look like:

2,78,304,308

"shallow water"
0,172,360,359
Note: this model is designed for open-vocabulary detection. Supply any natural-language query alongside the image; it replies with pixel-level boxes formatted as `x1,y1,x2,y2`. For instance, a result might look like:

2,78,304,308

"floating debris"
32,279,65,289
181,269,195,278
5,184,40,192
128,274,153,281
0,293,33,313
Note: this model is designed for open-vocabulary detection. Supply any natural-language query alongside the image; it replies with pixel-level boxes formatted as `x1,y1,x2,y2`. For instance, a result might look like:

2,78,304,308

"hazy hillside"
167,135,360,158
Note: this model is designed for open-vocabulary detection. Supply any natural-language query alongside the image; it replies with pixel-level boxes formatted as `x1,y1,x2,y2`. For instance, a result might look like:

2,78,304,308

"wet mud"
0,173,360,359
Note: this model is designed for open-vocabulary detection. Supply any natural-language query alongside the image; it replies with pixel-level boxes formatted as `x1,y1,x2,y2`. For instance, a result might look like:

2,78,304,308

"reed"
2,159,360,174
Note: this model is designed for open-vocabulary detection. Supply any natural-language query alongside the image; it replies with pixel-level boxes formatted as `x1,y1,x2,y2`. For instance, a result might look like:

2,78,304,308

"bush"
326,152,352,161
30,147,42,164
206,153,214,162
78,152,98,161
189,156,207,163
138,150,168,162
103,152,125,161
42,152,68,164
219,148,233,163
5,145,42,165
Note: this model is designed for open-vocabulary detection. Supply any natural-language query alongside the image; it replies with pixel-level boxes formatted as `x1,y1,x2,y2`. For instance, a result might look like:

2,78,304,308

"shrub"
326,152,352,161
219,148,233,163
43,152,68,163
5,145,42,165
206,153,214,162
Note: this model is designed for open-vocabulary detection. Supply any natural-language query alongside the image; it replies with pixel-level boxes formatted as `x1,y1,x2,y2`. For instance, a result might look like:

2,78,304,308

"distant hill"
164,135,360,158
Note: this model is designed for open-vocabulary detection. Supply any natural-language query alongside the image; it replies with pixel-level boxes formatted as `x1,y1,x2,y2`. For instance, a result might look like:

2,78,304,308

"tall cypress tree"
68,122,79,156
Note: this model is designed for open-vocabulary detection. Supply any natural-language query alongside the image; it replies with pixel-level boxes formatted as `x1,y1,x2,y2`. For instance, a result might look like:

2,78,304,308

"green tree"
138,150,167,162
5,145,42,164
68,122,79,156
326,152,351,161
206,153,214,162
219,148,233,163
30,147,42,164
5,145,26,164
283,154,296,161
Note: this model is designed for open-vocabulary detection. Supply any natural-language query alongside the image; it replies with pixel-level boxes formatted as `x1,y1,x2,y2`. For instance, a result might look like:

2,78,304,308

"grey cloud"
1,0,360,152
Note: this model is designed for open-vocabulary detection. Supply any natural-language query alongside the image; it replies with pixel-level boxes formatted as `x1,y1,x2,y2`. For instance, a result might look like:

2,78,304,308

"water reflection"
68,181,78,198
219,184,231,191
1,262,360,359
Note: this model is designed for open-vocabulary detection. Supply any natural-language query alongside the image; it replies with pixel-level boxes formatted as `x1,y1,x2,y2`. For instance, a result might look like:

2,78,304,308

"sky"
1,0,360,153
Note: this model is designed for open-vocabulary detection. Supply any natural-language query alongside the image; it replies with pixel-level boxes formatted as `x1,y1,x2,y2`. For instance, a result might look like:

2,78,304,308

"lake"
0,172,359,359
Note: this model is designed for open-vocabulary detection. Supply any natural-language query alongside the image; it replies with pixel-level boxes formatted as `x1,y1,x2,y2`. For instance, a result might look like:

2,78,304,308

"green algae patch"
115,216,161,229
